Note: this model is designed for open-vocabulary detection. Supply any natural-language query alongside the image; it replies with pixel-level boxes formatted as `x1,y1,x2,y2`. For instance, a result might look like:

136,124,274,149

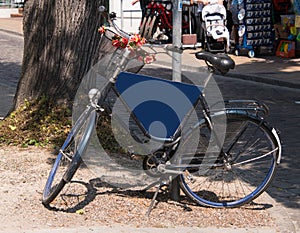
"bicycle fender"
271,128,282,164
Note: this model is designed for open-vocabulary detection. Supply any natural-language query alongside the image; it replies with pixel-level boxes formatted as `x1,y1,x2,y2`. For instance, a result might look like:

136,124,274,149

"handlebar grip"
109,12,117,20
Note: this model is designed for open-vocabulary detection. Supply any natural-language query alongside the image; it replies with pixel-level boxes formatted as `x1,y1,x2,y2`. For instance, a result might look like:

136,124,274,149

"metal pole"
172,0,182,82
189,7,192,34
121,0,124,30
170,0,182,203
170,176,180,202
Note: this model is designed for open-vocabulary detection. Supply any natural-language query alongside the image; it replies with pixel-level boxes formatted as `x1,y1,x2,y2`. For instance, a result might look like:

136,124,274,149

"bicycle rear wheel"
179,112,280,208
42,107,96,205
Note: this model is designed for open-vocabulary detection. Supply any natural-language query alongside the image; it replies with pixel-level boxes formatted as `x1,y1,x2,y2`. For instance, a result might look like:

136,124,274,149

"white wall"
109,0,142,34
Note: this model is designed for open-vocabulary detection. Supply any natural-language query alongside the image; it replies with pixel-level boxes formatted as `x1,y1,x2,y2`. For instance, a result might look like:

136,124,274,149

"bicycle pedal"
130,153,143,160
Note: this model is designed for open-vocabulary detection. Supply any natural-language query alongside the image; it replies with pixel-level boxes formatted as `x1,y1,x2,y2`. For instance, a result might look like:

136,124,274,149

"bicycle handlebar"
99,6,131,40
98,6,183,55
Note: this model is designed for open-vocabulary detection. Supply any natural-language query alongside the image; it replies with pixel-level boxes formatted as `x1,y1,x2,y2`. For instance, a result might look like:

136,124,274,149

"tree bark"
14,0,108,108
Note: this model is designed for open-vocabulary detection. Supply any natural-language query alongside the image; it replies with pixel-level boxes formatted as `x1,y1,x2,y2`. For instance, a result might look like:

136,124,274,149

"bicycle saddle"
195,51,235,74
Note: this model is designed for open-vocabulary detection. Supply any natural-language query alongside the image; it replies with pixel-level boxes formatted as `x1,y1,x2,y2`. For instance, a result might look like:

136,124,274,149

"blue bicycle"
42,8,281,210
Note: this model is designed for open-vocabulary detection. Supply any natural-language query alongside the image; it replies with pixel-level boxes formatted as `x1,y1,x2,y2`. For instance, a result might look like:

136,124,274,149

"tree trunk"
14,0,108,108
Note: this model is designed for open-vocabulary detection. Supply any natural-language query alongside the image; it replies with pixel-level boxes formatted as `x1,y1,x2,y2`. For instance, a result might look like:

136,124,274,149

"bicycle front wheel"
179,112,280,208
42,107,96,205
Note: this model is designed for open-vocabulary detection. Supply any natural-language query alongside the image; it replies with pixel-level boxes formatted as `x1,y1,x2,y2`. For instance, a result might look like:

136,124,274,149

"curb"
153,59,300,90
0,28,23,37
226,72,300,90
262,192,297,233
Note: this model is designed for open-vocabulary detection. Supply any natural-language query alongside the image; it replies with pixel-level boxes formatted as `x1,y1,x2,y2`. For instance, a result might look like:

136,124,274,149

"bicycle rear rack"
224,100,269,118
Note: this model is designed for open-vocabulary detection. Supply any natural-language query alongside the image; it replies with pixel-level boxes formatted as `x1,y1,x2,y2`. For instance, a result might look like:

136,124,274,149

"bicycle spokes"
179,114,279,207
224,120,276,167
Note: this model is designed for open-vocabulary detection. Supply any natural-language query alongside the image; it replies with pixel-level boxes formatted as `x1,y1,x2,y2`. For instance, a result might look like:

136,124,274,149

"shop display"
235,0,273,58
276,40,296,58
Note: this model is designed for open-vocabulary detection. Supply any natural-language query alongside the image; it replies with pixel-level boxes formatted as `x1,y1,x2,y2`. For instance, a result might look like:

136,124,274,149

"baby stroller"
201,3,230,53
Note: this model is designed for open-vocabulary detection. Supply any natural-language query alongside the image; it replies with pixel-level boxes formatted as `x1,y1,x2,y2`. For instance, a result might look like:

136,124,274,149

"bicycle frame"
90,16,273,171
93,70,276,174
92,9,277,170
97,71,211,146
93,63,277,172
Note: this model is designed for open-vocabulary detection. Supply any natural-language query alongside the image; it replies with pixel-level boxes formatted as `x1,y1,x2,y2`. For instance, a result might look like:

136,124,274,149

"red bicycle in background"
139,1,196,42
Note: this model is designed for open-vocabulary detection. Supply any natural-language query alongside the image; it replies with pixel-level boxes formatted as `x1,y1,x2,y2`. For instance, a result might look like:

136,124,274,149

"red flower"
129,34,146,48
98,26,106,34
99,27,155,64
112,39,120,47
130,34,141,43
120,37,129,48
144,55,156,64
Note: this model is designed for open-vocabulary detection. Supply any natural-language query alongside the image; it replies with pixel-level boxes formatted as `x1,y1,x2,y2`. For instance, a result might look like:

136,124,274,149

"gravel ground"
0,146,276,232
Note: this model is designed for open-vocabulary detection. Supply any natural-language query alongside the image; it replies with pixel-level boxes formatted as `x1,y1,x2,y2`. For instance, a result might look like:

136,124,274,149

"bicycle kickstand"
145,177,167,217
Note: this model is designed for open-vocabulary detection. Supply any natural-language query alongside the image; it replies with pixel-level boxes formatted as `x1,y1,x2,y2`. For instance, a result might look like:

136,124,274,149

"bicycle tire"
139,15,148,38
42,108,96,205
146,15,158,40
142,15,153,39
179,111,280,208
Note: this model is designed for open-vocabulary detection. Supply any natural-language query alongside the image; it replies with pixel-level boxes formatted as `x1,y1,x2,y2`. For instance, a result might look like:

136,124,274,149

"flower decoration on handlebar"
98,26,156,64
112,34,129,49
